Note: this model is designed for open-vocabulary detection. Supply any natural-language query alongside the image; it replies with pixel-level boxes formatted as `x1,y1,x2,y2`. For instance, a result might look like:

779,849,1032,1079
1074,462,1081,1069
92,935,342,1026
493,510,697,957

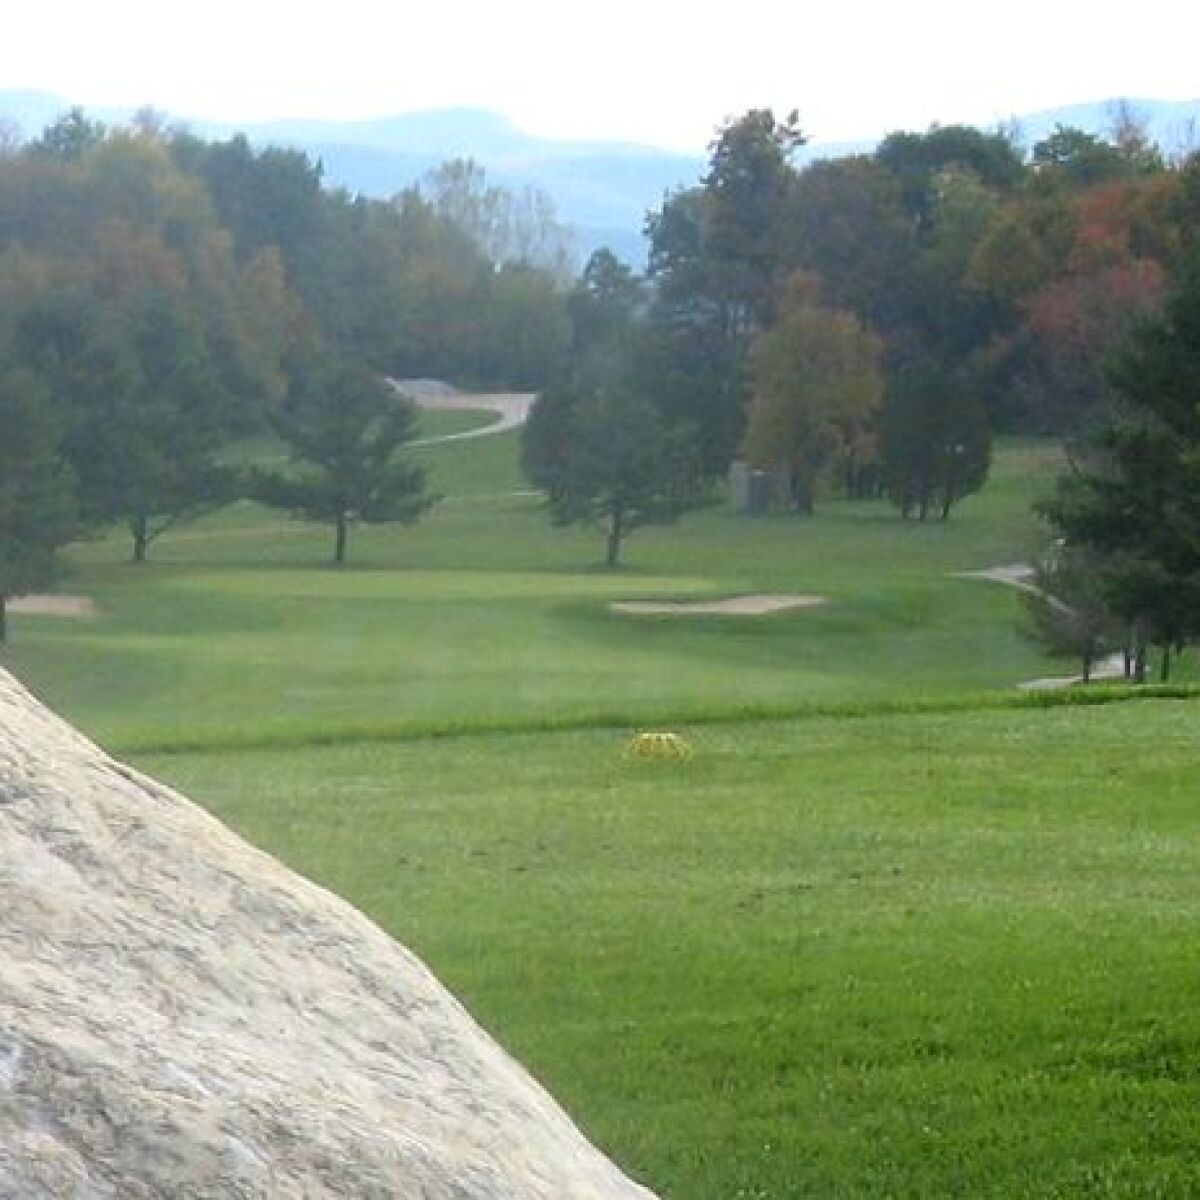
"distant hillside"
1009,98,1200,157
3,91,1197,267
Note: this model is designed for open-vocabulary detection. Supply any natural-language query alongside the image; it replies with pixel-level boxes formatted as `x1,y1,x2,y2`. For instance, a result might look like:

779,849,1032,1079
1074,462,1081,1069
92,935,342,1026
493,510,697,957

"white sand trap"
611,594,826,616
8,595,97,618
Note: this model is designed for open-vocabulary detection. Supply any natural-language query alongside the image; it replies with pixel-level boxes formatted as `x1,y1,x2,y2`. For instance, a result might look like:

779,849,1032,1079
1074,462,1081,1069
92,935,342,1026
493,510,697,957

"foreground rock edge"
0,667,658,1199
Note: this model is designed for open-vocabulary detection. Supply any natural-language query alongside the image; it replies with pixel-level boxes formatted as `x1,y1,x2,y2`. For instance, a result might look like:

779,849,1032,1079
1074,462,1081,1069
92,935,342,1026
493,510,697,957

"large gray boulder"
0,668,658,1199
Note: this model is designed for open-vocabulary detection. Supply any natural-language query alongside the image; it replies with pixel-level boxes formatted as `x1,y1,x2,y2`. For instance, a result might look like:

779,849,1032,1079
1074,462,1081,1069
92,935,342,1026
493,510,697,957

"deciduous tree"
566,248,642,386
741,273,883,514
521,384,704,566
703,108,805,335
642,109,806,474
1032,125,1130,187
879,358,991,520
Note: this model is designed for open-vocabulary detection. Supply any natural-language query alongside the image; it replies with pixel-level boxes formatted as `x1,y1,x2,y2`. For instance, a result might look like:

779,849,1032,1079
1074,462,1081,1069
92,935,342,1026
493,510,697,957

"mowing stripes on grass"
138,700,1200,1199
107,683,1200,757
11,438,1092,753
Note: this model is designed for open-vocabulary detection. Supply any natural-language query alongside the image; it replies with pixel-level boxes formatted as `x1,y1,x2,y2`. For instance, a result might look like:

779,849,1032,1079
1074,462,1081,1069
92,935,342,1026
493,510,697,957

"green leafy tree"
172,134,328,298
0,370,76,642
252,359,435,564
633,301,745,479
879,358,991,520
71,286,241,562
30,107,106,162
1032,125,1131,187
876,125,1025,236
175,133,414,372
389,183,570,388
788,155,918,335
703,108,805,335
477,263,571,388
521,384,704,566
60,216,267,562
642,109,806,474
1,132,293,561
390,188,492,381
566,248,642,385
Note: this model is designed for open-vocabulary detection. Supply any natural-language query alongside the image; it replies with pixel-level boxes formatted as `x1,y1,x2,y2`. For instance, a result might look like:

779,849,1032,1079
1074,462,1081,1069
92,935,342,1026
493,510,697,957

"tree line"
522,104,1200,652
3,102,1199,665
1028,258,1200,682
0,108,576,636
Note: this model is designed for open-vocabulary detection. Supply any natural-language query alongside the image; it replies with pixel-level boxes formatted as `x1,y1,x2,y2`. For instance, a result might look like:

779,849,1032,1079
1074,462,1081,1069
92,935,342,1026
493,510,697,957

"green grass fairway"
5,439,1078,751
6,431,1199,1196
413,406,501,440
139,700,1200,1199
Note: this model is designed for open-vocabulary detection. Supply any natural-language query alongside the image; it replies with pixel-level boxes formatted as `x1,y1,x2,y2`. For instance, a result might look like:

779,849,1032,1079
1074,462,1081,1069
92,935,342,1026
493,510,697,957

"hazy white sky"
4,0,1198,152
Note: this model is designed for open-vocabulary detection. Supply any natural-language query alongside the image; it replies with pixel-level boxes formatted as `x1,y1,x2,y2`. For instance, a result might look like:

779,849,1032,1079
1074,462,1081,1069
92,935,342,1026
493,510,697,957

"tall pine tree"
0,370,76,642
1040,256,1200,678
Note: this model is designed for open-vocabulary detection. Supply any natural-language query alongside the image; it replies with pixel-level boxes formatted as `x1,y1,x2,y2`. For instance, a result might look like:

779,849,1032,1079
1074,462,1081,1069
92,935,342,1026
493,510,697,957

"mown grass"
139,699,1200,1198
413,406,500,440
6,430,1200,1196
5,438,1086,751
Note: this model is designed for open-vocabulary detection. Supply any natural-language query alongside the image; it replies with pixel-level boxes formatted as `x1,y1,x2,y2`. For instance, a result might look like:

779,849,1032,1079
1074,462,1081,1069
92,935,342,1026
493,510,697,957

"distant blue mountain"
269,135,707,265
204,111,709,266
3,92,1197,268
1007,99,1200,157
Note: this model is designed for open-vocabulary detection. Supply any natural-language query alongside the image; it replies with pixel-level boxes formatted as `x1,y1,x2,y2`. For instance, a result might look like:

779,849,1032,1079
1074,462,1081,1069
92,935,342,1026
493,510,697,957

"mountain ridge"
3,90,1197,265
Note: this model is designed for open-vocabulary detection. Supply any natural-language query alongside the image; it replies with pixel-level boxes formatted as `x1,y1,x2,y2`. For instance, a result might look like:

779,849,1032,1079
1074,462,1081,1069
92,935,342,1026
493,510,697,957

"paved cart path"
956,563,1126,689
390,379,536,446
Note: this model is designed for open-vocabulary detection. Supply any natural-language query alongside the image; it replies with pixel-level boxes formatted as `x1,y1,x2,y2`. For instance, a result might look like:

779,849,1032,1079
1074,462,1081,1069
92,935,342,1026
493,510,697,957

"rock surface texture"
0,668,657,1199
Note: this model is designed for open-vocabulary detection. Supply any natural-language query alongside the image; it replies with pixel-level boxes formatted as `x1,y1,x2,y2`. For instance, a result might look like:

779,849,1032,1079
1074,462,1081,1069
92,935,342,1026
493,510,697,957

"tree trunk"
1081,642,1092,684
0,595,6,644
334,514,348,565
940,486,954,521
1160,643,1171,683
605,510,623,568
792,472,814,516
131,515,149,564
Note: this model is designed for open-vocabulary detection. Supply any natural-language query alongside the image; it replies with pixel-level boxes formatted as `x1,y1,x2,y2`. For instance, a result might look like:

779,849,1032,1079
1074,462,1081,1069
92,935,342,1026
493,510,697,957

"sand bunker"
611,594,826,616
8,595,97,618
